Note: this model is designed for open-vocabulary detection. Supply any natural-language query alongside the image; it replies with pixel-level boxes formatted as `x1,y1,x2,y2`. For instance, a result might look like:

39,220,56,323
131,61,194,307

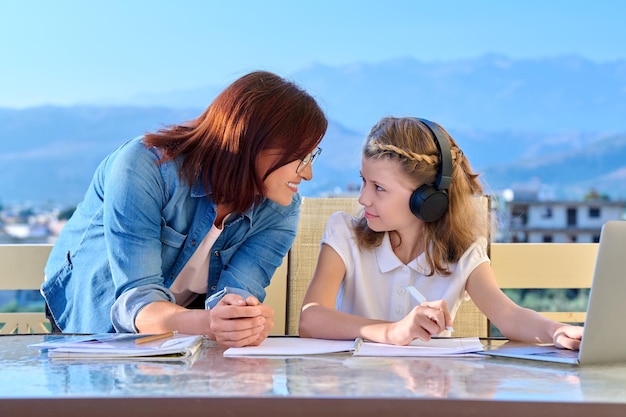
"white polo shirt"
322,211,489,330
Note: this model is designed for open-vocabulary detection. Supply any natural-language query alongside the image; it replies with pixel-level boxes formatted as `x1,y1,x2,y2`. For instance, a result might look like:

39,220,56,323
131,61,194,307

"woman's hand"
242,295,275,346
386,300,453,345
553,324,583,350
209,293,274,347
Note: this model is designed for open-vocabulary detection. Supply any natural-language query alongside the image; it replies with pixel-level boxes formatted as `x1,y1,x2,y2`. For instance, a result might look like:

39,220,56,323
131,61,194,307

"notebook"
480,220,626,365
224,336,484,357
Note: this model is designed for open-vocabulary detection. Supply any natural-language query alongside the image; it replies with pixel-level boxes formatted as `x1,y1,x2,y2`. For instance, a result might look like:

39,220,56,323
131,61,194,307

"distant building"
500,198,625,243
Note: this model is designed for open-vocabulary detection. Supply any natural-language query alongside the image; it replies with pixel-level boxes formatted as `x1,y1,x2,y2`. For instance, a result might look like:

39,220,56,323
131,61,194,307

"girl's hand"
553,325,583,350
386,300,452,345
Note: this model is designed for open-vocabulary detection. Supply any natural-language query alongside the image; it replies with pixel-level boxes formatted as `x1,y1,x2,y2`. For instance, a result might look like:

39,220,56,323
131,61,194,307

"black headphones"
409,118,452,222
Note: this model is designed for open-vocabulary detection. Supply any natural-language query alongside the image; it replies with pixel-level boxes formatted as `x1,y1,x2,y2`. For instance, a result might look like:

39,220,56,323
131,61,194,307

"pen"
352,337,364,352
405,286,455,333
135,331,177,345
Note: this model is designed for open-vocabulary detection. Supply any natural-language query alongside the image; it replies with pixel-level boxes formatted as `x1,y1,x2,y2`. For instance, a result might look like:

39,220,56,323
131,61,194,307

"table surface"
1,334,626,417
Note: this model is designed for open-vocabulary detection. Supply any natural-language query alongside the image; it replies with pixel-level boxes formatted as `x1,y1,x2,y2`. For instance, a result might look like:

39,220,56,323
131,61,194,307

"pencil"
405,286,455,333
134,331,177,345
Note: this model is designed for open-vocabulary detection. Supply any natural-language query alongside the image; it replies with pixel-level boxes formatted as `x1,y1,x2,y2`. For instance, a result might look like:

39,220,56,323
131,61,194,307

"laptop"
480,220,626,365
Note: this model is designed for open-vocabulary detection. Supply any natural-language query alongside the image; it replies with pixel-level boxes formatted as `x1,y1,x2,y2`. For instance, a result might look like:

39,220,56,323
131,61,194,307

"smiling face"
358,156,422,233
257,150,314,206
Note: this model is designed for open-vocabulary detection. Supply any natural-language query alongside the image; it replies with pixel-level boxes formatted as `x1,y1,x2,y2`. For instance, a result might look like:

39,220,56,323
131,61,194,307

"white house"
502,199,625,243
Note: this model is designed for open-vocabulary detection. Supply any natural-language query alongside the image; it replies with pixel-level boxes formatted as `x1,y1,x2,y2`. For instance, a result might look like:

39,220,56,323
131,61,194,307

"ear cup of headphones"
409,182,449,222
409,118,453,222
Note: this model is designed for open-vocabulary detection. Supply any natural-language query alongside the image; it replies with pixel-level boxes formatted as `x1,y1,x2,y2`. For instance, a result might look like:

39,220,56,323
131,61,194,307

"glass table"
1,334,625,417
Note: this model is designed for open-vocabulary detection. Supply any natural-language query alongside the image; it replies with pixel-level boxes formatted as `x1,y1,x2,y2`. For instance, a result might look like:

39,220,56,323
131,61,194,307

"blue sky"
2,0,625,108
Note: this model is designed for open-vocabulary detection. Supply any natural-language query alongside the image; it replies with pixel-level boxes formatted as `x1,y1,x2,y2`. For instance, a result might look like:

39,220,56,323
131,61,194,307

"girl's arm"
466,262,583,350
299,244,450,345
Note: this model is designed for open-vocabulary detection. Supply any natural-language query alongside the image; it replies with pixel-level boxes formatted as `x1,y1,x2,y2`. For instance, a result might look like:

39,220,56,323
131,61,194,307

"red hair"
143,71,327,212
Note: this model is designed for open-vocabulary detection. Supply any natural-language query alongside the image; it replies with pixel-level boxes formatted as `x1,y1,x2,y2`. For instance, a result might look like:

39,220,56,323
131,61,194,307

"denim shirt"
42,136,300,333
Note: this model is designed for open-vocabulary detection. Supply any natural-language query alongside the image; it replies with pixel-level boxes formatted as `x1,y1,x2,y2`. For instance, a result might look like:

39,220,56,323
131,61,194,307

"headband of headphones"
416,118,452,192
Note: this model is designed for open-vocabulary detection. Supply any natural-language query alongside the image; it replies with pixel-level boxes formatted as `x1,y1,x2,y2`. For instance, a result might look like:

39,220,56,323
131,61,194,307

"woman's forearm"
135,300,214,337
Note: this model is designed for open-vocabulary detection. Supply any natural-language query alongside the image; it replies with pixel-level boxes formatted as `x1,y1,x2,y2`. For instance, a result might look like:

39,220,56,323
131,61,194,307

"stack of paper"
29,333,204,361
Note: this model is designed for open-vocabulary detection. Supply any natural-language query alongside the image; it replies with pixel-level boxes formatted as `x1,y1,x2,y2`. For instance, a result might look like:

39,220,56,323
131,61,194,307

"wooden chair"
489,242,597,328
0,244,52,334
284,197,490,337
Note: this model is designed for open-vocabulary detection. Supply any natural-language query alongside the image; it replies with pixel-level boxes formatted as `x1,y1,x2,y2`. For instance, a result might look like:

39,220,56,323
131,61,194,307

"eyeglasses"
296,147,322,174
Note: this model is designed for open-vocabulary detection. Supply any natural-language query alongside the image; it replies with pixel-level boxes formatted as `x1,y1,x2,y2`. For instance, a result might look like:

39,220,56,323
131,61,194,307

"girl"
299,116,582,349
43,71,327,347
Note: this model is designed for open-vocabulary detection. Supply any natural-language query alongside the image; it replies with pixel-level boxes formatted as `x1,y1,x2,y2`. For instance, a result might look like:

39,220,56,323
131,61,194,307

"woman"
299,117,582,349
43,71,327,347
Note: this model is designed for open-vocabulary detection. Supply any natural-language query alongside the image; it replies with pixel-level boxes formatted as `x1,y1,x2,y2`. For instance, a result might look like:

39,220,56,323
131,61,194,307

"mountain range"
125,54,626,134
2,54,626,207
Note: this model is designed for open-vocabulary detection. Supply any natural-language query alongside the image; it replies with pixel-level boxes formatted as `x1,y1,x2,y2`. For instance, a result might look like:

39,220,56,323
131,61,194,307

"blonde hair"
354,117,487,276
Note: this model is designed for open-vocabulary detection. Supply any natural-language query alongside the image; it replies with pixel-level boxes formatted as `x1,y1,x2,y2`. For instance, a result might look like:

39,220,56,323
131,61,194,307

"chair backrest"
265,256,288,335
284,196,490,337
0,244,52,334
455,196,491,337
286,197,362,335
489,242,597,326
